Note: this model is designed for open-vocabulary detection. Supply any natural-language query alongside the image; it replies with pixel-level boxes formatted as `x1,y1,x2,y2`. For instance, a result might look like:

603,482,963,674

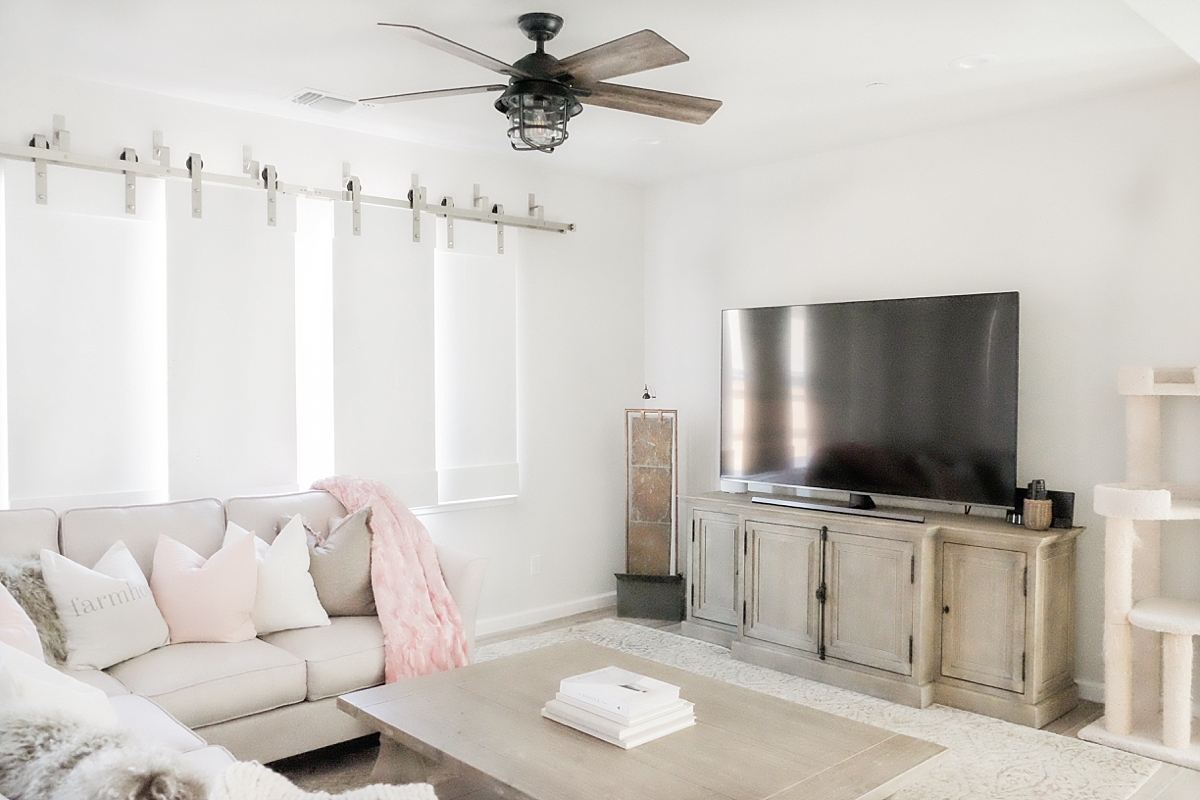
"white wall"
644,76,1200,696
0,68,645,631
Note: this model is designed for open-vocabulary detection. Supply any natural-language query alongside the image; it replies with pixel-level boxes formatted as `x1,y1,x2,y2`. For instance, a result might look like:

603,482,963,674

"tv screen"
720,292,1018,508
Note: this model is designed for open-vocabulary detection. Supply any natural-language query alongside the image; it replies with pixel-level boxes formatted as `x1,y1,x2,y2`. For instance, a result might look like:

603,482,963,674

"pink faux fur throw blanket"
312,476,468,681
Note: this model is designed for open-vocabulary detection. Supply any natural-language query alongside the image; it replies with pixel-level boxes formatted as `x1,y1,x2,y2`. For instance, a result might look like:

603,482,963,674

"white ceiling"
1,1,1198,185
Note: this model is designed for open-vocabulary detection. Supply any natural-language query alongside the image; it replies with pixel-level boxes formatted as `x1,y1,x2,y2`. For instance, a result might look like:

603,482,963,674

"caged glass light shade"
495,80,582,153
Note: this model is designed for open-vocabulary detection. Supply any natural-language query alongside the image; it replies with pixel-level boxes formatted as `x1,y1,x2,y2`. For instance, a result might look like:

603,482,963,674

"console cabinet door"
825,532,914,675
744,521,821,653
690,511,740,626
941,543,1026,693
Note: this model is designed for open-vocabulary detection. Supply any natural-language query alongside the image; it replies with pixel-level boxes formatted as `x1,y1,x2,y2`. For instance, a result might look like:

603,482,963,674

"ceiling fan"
361,13,722,153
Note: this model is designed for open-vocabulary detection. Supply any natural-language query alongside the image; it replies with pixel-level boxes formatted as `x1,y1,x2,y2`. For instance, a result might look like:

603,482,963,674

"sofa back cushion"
0,509,59,559
60,499,225,579
225,491,347,543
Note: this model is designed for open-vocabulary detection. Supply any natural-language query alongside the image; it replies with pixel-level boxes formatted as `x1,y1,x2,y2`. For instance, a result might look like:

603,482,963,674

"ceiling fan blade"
555,30,688,83
378,23,531,78
361,85,508,104
576,82,722,124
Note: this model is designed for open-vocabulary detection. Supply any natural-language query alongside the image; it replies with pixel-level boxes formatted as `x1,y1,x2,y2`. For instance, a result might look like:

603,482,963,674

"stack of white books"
542,666,695,749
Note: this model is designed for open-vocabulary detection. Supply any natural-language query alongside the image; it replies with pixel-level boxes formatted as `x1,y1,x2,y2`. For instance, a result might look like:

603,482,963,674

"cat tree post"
1162,633,1193,749
1126,393,1162,730
1103,516,1135,735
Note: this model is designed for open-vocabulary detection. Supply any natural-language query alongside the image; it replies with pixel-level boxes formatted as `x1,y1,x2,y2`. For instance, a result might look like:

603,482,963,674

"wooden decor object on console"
1079,366,1200,769
615,410,682,620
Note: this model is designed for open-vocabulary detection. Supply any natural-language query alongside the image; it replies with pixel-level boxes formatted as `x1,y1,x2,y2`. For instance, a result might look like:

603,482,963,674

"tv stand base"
751,495,925,523
848,492,876,510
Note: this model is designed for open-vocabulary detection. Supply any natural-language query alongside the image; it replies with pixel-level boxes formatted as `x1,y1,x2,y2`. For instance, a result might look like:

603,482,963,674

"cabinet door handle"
943,605,950,614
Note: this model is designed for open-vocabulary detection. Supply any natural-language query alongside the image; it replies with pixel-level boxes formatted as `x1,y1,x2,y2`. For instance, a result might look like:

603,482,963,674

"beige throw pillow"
292,508,375,616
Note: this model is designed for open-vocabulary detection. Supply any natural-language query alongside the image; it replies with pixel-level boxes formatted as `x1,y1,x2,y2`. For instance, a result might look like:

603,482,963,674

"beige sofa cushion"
0,508,58,559
225,491,346,543
260,616,384,701
106,639,306,728
61,498,225,579
62,667,130,696
109,694,207,753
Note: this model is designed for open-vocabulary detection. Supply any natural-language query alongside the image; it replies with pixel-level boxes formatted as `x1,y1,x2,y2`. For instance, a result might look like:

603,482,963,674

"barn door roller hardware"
0,116,575,249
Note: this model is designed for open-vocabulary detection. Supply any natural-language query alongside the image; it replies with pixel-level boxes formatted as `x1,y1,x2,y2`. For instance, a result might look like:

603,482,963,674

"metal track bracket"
441,197,455,248
345,174,362,236
187,153,203,218
152,131,170,168
29,134,49,205
120,148,138,214
52,115,70,152
263,165,277,227
410,174,425,242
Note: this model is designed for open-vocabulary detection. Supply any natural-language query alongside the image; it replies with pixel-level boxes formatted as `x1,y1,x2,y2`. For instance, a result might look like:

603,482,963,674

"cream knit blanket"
210,762,436,800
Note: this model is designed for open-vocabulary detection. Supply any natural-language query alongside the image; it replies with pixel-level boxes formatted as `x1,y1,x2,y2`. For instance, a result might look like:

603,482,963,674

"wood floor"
273,610,1199,799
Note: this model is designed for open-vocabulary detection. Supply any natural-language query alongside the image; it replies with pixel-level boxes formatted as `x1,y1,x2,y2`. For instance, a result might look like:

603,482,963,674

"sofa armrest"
435,543,487,661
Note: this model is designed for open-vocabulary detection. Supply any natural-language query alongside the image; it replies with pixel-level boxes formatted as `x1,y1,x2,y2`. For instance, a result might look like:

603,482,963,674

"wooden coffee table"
338,640,945,800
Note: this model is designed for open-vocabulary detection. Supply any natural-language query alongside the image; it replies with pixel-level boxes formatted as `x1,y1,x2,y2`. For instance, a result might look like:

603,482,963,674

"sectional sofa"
0,490,487,766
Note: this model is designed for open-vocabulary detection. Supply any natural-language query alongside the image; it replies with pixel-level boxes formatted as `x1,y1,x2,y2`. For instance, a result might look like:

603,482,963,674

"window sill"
411,495,517,516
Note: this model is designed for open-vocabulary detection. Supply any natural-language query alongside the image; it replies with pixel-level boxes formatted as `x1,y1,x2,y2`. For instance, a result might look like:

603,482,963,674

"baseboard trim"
475,591,617,637
1076,679,1103,704
1073,679,1200,719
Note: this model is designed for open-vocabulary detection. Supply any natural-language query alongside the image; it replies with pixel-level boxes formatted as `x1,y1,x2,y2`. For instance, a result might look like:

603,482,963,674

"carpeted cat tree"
1080,366,1200,768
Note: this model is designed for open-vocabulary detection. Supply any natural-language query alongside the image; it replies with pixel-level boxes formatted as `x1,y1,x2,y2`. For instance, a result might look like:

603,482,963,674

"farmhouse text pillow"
40,543,170,670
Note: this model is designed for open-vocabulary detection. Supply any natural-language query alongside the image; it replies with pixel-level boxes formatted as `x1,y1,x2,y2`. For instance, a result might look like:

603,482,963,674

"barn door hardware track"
0,115,575,254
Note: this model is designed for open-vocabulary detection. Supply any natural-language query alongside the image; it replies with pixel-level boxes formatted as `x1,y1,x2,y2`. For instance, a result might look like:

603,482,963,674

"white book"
542,702,695,749
554,693,693,727
558,666,680,717
543,698,694,740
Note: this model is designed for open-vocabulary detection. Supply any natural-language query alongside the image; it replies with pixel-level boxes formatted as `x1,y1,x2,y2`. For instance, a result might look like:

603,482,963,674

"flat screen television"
720,291,1018,509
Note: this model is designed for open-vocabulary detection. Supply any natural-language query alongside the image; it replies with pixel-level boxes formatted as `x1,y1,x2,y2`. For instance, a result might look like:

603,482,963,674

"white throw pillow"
40,543,170,670
222,519,330,635
0,640,118,727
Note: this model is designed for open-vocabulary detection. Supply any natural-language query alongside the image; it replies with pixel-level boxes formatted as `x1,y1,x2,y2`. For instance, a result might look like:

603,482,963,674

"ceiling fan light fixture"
496,79,582,153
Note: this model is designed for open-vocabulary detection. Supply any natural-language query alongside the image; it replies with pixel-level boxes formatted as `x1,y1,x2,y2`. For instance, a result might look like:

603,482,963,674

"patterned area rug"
476,619,1160,800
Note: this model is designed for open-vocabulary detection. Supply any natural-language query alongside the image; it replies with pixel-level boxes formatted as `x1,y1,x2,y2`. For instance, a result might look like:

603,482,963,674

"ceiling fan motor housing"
517,13,564,43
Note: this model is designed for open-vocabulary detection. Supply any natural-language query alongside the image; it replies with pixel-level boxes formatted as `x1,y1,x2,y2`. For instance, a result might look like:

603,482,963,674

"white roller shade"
434,246,518,503
166,181,297,499
331,204,438,507
4,163,168,508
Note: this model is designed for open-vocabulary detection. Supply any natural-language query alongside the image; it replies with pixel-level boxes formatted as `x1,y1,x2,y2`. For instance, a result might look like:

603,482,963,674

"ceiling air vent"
289,88,360,114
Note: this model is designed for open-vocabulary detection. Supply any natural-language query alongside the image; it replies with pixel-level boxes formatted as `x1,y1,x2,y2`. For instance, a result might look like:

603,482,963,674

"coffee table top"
339,640,945,800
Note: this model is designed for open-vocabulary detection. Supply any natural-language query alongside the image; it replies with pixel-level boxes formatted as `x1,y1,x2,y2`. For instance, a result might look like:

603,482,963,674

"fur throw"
0,559,67,665
211,762,436,800
313,477,467,682
0,712,208,800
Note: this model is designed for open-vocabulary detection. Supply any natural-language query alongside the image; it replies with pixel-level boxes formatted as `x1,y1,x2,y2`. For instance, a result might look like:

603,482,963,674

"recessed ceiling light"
950,54,1000,70
635,137,663,146
866,82,889,90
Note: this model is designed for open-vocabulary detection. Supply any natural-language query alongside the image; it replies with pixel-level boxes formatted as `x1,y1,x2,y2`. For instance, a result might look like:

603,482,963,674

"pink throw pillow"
150,534,257,644
0,583,43,661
